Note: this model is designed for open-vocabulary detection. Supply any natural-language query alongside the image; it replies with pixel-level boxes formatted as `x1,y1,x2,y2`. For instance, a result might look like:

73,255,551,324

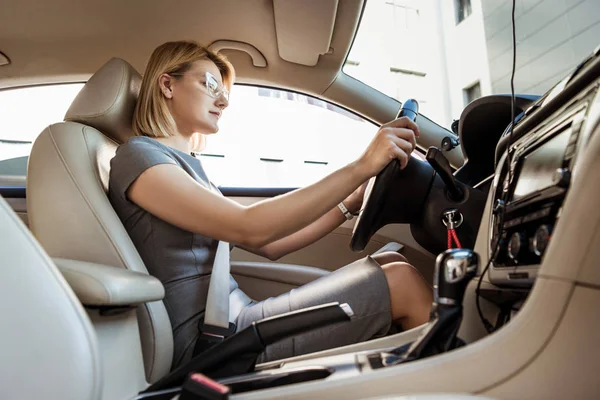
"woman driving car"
108,40,433,368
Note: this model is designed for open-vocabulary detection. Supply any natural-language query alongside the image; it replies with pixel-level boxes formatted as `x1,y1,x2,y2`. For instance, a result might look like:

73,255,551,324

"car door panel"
230,196,436,289
231,261,329,301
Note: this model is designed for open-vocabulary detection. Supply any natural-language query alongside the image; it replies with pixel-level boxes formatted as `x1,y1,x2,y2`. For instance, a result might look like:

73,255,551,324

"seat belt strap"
203,240,235,331
195,241,236,355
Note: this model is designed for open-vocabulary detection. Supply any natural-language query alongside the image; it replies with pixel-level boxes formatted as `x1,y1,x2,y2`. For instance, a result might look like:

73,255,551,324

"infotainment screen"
512,128,571,201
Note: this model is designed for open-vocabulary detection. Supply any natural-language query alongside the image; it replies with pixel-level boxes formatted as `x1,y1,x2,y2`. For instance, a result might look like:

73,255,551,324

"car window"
0,83,84,186
0,83,423,190
201,85,403,188
344,0,600,128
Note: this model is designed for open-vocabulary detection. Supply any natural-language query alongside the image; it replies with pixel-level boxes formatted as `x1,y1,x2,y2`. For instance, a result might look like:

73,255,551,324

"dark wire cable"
476,0,517,334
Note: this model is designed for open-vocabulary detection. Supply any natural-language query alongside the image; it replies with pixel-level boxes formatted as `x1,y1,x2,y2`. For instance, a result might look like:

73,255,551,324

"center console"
488,81,598,286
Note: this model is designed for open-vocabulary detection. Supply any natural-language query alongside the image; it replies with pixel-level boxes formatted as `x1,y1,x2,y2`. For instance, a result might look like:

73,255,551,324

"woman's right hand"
357,116,421,178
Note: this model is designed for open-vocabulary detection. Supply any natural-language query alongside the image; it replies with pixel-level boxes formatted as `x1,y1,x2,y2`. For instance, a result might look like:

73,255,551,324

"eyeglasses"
170,71,229,101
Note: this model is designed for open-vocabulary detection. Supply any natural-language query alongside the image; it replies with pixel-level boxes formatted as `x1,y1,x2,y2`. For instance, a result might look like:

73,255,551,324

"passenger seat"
0,195,102,400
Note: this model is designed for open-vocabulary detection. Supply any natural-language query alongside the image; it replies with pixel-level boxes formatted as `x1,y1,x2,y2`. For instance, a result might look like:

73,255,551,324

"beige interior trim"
363,396,493,400
485,284,600,399
257,324,426,370
273,0,338,66
87,309,148,399
53,257,165,307
237,277,573,399
231,261,329,286
372,241,404,255
0,196,102,400
208,40,267,67
0,50,9,66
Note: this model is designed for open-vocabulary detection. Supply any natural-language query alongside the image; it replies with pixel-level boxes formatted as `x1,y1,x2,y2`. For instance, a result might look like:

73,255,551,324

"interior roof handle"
208,40,268,68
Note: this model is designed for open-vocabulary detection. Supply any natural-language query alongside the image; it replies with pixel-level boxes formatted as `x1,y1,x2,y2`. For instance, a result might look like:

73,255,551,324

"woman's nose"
216,93,229,109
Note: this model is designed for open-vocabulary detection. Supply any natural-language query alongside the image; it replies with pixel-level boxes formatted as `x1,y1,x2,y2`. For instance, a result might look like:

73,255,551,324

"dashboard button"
532,224,552,256
507,232,526,261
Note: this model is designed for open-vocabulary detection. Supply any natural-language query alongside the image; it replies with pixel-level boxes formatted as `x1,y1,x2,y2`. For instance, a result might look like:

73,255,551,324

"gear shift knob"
377,248,480,366
434,248,479,307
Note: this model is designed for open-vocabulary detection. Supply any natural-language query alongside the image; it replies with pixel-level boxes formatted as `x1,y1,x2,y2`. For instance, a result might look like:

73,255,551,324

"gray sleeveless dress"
109,136,392,368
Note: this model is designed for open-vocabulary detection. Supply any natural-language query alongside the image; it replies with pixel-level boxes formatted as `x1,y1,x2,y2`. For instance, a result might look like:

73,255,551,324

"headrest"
65,58,141,144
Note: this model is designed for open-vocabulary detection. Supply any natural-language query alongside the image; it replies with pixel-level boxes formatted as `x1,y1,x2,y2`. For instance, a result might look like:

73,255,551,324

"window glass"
343,0,442,123
344,0,600,128
0,83,84,185
0,83,423,190
200,86,378,188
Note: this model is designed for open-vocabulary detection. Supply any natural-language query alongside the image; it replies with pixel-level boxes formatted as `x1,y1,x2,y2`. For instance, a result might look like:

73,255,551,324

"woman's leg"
372,251,433,330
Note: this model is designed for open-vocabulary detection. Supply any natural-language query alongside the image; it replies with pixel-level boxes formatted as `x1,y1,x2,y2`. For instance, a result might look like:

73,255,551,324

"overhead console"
488,50,600,287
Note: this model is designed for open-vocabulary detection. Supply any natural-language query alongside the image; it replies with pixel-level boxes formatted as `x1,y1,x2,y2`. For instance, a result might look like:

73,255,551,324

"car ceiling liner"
273,0,339,66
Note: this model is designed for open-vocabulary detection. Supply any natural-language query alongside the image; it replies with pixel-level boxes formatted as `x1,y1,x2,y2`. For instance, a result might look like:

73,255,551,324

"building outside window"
455,0,472,24
463,81,481,106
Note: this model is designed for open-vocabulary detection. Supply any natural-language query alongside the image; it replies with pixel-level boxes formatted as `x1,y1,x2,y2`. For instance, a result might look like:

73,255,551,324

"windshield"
344,0,600,128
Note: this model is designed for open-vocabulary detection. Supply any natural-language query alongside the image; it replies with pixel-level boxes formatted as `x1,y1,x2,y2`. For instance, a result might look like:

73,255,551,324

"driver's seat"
26,58,173,383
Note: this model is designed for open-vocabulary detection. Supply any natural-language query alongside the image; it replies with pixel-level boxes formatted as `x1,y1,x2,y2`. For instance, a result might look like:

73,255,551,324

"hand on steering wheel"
356,114,420,178
351,99,427,251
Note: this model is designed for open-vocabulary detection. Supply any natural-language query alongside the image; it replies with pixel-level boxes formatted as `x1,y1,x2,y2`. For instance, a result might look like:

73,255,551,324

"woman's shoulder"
111,136,180,174
117,135,163,153
114,136,174,160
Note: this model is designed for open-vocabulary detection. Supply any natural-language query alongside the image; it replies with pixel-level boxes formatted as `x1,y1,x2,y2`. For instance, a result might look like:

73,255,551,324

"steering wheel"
350,99,433,251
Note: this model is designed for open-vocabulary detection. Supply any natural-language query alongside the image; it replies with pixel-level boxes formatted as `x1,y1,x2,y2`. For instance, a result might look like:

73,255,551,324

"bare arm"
127,117,419,249
242,184,366,260
241,203,347,260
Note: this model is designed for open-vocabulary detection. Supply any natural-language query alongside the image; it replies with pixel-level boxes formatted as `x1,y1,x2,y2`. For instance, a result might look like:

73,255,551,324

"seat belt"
195,241,237,355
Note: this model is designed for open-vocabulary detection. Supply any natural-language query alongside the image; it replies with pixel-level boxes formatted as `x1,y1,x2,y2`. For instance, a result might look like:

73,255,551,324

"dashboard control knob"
532,224,552,256
507,232,526,261
552,168,571,188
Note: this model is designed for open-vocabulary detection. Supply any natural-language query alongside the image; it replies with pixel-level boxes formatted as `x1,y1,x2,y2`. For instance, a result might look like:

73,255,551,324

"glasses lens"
205,72,228,100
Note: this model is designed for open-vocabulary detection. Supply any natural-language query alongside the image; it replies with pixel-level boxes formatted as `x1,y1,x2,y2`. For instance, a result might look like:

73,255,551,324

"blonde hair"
133,41,235,150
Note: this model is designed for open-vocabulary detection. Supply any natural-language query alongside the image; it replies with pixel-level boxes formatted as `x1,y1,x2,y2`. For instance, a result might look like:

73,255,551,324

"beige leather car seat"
26,58,173,383
0,195,102,400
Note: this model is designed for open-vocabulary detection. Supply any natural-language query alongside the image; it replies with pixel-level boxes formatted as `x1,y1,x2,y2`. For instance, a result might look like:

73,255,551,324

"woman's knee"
380,261,433,326
380,261,423,290
372,251,408,266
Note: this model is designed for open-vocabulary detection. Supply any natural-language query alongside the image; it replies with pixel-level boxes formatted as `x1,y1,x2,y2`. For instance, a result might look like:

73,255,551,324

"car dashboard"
466,50,600,288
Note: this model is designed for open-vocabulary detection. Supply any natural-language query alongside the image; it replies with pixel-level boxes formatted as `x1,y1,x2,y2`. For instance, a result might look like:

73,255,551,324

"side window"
200,86,378,188
0,84,84,186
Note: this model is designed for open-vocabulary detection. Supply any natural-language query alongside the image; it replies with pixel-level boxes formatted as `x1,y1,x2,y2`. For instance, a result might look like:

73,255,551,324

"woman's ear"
158,74,174,99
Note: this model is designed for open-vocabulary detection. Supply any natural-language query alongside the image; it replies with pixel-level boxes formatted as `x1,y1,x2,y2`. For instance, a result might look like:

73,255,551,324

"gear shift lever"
435,248,479,307
380,249,478,366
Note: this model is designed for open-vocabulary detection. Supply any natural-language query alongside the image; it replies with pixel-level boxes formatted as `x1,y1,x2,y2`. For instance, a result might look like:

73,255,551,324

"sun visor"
273,0,339,66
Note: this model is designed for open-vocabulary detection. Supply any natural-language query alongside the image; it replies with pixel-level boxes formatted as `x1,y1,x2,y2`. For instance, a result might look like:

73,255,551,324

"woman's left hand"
343,181,369,215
